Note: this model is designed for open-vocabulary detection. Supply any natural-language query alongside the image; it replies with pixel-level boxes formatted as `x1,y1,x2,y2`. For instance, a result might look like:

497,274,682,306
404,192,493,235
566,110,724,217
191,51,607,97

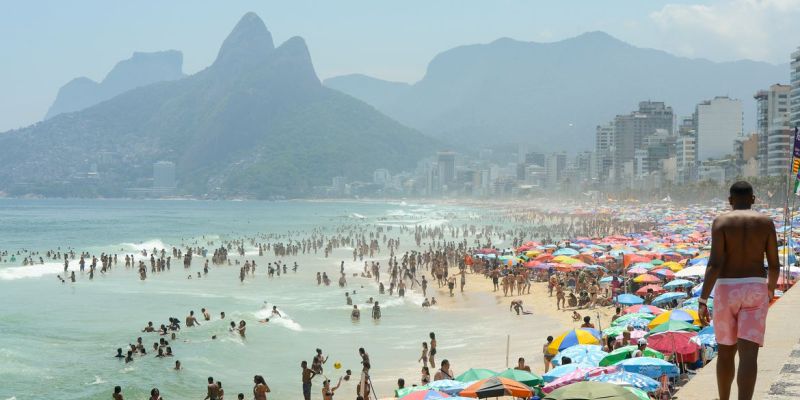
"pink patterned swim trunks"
713,277,770,347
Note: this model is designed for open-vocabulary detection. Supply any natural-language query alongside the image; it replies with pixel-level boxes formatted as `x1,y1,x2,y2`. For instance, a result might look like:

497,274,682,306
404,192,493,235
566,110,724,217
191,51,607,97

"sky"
1,0,799,132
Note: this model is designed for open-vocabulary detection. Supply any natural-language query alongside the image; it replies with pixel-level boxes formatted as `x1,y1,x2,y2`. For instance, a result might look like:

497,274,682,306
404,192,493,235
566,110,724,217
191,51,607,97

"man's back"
712,210,775,278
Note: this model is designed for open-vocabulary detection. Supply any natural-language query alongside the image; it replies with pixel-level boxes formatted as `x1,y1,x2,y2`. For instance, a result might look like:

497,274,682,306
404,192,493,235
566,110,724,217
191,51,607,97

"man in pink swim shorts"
699,181,779,400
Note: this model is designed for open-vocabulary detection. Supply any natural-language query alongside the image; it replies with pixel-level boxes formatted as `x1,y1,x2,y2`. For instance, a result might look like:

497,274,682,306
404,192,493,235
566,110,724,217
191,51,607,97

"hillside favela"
3,2,800,400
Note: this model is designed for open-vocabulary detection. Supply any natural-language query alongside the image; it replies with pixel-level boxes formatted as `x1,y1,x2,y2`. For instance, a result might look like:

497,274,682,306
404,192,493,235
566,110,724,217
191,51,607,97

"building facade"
613,101,674,182
755,84,791,176
694,96,743,161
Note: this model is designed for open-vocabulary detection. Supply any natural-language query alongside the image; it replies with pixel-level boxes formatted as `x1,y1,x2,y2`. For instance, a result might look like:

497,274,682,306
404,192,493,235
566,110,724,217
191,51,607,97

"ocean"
0,199,561,400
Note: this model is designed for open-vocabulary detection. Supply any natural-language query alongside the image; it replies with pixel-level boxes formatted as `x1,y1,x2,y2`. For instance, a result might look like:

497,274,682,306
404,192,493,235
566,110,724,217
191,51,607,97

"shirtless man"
205,376,220,400
186,311,200,327
202,308,211,321
699,181,778,400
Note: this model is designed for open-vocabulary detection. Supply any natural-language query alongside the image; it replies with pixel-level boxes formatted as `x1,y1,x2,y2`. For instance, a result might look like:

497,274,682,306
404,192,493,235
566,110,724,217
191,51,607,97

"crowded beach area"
0,195,794,400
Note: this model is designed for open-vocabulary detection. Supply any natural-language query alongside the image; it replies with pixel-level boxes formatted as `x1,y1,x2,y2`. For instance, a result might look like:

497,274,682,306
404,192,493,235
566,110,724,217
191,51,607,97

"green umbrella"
394,384,429,398
599,345,664,366
612,313,656,326
544,381,639,400
455,368,496,382
648,319,699,335
495,368,543,386
602,325,627,338
624,387,650,400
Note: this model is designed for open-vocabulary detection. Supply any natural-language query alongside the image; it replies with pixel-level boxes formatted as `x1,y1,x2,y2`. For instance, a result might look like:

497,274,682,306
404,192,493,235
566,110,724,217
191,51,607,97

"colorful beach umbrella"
633,274,661,284
647,309,698,329
399,389,451,400
615,357,680,378
650,291,688,306
623,305,664,315
615,294,644,306
544,381,639,400
588,371,660,392
426,380,468,395
494,368,543,386
612,313,655,326
554,248,580,256
544,363,595,383
634,284,665,296
551,345,607,367
542,366,619,394
459,377,533,398
454,368,496,383
663,279,694,290
648,319,699,334
548,329,602,354
599,346,664,367
647,331,700,357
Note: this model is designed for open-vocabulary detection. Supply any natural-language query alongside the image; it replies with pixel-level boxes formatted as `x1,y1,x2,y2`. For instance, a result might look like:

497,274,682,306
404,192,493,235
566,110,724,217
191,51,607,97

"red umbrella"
635,284,665,296
624,304,665,315
647,331,700,363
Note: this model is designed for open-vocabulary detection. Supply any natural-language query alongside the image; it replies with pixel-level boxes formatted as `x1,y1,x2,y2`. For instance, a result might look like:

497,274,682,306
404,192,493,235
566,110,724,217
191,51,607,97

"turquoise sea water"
0,199,561,400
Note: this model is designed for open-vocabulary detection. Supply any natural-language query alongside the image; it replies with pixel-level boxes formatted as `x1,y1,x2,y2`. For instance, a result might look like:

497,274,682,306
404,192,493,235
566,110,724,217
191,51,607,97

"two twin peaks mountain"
1,12,786,197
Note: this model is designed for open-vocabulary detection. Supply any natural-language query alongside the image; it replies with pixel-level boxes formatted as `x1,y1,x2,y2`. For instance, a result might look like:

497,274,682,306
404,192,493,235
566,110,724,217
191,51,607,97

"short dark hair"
730,181,753,198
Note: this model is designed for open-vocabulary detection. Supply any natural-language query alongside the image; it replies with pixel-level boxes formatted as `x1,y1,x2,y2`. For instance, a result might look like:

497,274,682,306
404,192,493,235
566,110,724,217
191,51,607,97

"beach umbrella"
602,325,628,338
542,366,619,394
459,377,532,398
631,262,655,270
614,330,647,344
599,346,664,367
615,294,644,306
399,389,451,400
551,345,607,367
614,318,651,330
681,297,713,311
495,368,543,386
615,357,680,379
663,279,694,290
554,248,580,256
599,276,614,284
544,363,595,383
613,313,655,326
626,267,648,275
650,291,688,306
426,380,468,395
588,371,660,392
396,385,429,398
648,319,699,334
623,305,664,315
661,261,683,272
647,331,700,356
548,329,602,353
633,274,661,284
675,264,706,278
544,381,639,400
454,368,496,383
634,284,665,296
623,387,650,400
647,309,698,329
651,269,675,279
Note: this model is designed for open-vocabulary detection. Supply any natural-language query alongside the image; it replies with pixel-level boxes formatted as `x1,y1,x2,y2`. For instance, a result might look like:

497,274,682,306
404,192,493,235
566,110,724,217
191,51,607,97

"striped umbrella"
459,377,533,398
548,329,602,354
647,309,698,329
588,371,660,391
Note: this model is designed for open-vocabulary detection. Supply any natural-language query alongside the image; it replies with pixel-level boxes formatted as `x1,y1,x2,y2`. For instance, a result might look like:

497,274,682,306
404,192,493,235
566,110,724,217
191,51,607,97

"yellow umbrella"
648,309,700,329
553,256,580,264
525,250,541,257
661,261,683,272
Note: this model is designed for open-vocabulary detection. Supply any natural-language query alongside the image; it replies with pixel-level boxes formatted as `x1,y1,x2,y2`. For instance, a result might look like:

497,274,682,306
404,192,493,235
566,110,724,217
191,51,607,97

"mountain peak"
214,12,275,68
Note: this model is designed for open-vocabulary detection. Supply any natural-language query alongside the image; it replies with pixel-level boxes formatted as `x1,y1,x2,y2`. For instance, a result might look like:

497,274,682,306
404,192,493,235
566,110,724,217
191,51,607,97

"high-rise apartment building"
437,151,456,188
755,84,791,176
613,101,674,180
694,96,743,161
791,48,800,130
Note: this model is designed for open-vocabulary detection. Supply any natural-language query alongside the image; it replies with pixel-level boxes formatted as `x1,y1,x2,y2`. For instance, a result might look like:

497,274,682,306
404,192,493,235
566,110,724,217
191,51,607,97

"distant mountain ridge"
1,12,435,198
325,31,787,151
45,50,186,119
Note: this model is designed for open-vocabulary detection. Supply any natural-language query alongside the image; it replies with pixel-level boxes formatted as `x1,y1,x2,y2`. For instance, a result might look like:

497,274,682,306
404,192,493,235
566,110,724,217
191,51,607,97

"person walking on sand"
543,336,555,373
699,181,779,400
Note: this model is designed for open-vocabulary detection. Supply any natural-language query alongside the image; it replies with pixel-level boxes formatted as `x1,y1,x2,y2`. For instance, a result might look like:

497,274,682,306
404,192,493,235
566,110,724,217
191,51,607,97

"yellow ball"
334,362,342,370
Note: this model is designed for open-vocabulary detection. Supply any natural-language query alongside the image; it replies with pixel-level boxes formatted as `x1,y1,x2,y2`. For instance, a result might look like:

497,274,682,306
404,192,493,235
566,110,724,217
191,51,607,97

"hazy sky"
2,0,799,131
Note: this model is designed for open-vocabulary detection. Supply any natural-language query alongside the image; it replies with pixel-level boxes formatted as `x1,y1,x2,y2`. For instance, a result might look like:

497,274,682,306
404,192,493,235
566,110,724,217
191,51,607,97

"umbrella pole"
506,334,510,368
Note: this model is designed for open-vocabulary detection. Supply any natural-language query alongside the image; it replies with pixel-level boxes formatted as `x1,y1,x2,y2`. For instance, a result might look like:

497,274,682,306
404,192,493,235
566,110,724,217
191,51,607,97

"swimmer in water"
351,305,361,320
271,306,282,318
186,311,200,327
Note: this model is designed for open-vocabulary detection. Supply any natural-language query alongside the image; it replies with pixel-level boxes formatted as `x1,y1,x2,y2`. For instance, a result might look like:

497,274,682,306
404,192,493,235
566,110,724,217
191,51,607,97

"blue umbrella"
651,291,688,306
663,279,694,290
543,363,594,383
588,371,660,391
551,345,607,367
426,379,467,395
553,248,580,256
599,276,614,284
615,317,651,329
615,357,680,378
616,294,644,306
